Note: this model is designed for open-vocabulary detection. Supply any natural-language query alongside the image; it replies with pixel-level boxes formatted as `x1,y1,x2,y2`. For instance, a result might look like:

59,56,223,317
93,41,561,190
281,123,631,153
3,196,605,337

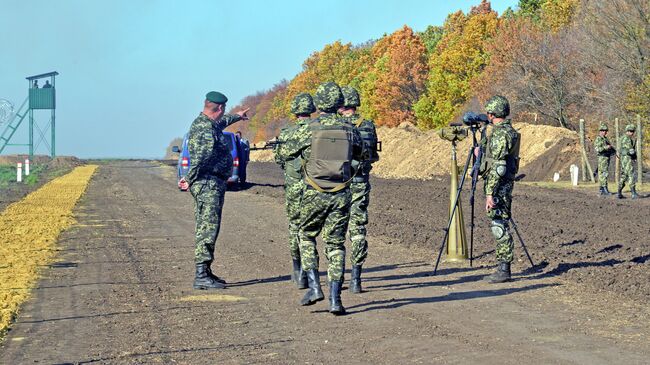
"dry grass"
0,165,98,337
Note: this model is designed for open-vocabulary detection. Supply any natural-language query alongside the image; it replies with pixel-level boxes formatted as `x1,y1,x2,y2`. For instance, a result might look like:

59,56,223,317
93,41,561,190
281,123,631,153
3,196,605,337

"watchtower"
0,71,59,157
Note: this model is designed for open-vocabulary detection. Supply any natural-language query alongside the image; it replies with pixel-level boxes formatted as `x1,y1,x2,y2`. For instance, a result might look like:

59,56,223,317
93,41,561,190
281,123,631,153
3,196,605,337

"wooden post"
615,118,620,186
637,114,643,187
579,119,587,181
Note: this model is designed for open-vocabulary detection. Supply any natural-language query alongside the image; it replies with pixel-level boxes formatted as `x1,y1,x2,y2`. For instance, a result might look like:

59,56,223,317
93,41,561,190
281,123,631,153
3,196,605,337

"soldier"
273,93,315,289
479,95,521,283
594,124,615,196
618,124,639,199
185,91,249,290
282,82,364,315
338,86,379,294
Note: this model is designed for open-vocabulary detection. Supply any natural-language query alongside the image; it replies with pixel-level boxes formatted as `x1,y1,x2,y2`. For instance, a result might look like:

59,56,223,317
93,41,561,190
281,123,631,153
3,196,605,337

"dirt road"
1,161,648,364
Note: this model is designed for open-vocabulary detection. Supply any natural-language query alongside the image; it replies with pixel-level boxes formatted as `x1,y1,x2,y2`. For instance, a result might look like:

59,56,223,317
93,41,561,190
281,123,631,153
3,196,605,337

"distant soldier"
618,124,639,199
594,124,615,196
186,91,249,290
282,82,364,315
273,93,315,290
479,95,521,283
338,86,379,294
43,80,52,88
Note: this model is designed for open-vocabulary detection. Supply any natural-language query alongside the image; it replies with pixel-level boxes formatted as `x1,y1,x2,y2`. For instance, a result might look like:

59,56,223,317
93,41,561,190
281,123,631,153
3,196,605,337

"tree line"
227,0,649,144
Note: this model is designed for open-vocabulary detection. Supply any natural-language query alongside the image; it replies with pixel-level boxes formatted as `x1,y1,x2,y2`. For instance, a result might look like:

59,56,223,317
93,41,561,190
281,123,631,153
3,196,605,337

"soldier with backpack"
282,82,365,315
478,95,521,284
338,86,379,294
273,93,316,290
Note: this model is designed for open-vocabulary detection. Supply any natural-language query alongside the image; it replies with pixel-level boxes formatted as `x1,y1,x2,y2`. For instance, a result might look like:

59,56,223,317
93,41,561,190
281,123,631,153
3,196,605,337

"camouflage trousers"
190,178,227,264
349,180,371,266
598,156,610,188
284,176,305,260
619,157,636,190
298,187,351,282
486,180,514,264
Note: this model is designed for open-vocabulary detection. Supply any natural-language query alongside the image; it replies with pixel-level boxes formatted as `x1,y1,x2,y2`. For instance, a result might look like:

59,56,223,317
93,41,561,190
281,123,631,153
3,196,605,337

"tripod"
433,125,535,275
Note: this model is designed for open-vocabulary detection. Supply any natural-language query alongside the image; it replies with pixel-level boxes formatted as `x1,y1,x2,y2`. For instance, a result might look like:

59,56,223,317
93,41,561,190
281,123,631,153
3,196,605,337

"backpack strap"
301,159,357,193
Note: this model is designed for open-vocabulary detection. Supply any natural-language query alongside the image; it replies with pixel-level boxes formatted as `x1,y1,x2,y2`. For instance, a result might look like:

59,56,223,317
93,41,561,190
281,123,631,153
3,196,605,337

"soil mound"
0,155,51,166
46,156,83,169
249,122,581,181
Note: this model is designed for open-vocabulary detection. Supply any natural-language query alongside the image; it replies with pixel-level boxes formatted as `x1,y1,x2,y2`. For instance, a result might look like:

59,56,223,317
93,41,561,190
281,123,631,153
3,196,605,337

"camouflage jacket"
594,135,613,156
186,113,242,185
274,117,311,180
282,112,364,172
620,135,637,160
483,119,518,196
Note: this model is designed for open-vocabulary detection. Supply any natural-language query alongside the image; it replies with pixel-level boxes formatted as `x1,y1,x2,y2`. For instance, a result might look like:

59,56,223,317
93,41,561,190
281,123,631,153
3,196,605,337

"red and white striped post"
17,162,23,182
24,159,30,176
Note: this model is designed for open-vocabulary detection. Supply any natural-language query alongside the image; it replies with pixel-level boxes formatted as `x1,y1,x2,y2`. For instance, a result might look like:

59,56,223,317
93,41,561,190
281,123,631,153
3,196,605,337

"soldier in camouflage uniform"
617,124,639,199
338,86,379,294
594,124,615,196
185,91,248,290
282,82,364,315
479,95,520,283
273,93,315,289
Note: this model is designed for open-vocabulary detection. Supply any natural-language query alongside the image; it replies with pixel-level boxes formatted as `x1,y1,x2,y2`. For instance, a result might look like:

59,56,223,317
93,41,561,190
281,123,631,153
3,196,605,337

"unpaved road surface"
1,161,648,364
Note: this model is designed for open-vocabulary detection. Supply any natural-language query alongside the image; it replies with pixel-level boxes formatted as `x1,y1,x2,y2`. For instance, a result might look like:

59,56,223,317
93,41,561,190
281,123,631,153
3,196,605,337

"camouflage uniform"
283,82,363,314
594,126,613,189
618,124,638,198
481,95,520,283
187,112,242,264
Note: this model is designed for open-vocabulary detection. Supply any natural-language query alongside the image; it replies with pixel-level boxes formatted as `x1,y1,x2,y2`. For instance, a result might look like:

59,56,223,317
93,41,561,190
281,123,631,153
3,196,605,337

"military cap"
314,82,343,112
599,123,609,131
341,86,361,108
206,91,228,104
625,124,636,132
290,93,316,115
484,95,510,118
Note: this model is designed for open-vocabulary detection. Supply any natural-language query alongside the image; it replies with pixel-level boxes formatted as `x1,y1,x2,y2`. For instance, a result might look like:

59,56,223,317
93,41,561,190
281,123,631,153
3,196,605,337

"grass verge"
0,165,98,338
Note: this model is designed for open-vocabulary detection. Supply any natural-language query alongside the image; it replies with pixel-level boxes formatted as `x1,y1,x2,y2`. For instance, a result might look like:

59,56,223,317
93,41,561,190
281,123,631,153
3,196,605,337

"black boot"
631,187,639,200
329,280,346,315
205,265,226,284
617,187,624,199
193,263,226,290
602,186,611,196
486,262,511,283
300,270,324,306
292,258,308,289
349,265,362,294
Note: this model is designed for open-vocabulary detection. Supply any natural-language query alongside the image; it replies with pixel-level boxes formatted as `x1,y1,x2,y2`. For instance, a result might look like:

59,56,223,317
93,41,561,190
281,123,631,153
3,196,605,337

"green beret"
206,91,228,104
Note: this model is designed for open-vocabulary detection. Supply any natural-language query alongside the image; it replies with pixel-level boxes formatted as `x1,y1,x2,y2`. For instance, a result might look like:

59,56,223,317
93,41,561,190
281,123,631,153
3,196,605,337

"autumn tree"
414,1,499,129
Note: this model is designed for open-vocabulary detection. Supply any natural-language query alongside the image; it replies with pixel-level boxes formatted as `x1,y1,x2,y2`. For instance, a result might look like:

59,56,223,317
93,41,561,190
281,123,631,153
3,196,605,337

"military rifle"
249,139,284,151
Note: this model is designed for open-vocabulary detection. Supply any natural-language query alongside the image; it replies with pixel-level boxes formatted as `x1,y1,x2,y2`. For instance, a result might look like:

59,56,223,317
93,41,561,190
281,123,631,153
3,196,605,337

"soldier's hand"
236,108,250,121
485,195,496,211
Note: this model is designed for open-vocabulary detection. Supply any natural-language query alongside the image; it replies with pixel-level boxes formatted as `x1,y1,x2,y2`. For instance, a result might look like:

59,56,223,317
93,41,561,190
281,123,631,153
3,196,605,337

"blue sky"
0,0,517,158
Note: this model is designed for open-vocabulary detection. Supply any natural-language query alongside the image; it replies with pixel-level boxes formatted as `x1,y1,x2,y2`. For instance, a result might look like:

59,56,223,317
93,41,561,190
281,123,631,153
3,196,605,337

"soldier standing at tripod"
478,95,521,283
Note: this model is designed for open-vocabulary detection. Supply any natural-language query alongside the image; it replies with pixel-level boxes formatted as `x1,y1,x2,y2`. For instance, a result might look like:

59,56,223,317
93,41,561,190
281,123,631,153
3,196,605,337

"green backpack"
355,118,380,163
303,121,355,192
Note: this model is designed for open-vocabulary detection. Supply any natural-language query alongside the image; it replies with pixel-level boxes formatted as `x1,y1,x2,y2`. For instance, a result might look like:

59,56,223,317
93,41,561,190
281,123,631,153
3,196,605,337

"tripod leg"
509,217,535,268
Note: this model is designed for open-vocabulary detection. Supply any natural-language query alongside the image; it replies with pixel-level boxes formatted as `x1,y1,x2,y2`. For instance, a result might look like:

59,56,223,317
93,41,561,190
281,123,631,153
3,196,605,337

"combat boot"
617,187,625,199
631,187,639,200
602,186,611,196
205,265,226,284
486,262,511,284
349,265,362,294
300,269,324,306
193,263,226,290
292,258,308,289
329,280,346,315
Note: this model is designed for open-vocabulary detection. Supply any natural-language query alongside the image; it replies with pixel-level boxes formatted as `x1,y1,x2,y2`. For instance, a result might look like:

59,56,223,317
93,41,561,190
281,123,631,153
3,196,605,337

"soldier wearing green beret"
273,93,316,290
186,91,249,290
618,124,639,199
594,123,615,196
338,86,379,294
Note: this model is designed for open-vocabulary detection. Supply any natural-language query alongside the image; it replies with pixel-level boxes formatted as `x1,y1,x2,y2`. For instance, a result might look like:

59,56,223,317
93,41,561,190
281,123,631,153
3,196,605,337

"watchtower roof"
26,71,59,81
